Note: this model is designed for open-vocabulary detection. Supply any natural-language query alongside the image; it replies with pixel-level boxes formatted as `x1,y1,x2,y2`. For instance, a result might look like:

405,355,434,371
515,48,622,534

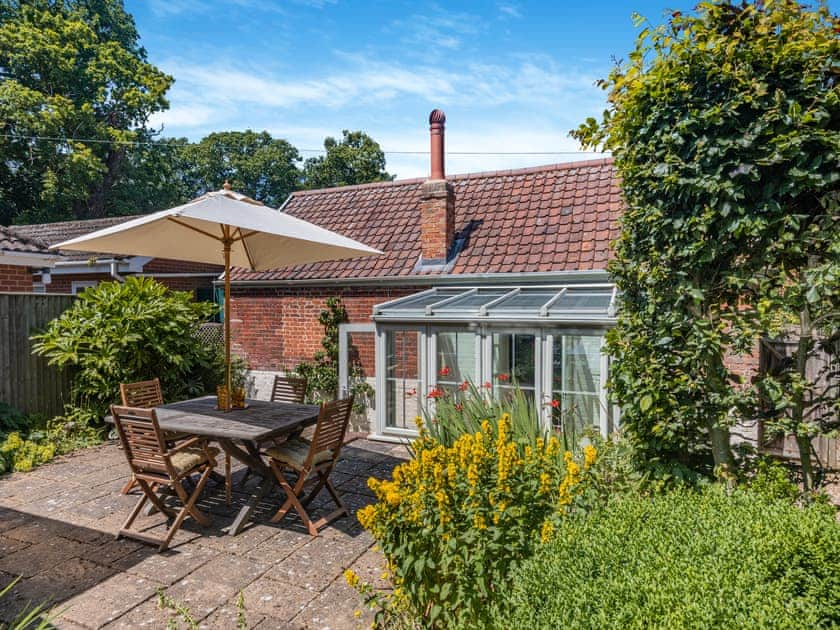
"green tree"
574,1,839,477
32,277,218,416
106,136,194,216
302,130,392,189
180,130,301,206
0,0,172,224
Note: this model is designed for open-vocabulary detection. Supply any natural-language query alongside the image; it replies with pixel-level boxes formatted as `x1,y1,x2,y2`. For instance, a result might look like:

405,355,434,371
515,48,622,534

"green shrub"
0,432,55,473
355,414,599,628
32,277,218,415
492,487,840,629
0,402,31,434
424,381,545,448
0,405,103,474
293,297,373,413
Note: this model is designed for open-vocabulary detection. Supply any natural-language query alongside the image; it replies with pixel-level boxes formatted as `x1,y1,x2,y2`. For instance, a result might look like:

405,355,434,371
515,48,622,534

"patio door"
375,325,428,438
338,323,377,431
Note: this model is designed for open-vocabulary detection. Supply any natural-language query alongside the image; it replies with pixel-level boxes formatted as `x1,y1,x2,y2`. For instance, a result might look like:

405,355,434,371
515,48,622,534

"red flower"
497,373,510,382
427,387,445,399
454,403,464,412
483,381,492,389
439,366,451,377
551,399,560,408
459,380,469,392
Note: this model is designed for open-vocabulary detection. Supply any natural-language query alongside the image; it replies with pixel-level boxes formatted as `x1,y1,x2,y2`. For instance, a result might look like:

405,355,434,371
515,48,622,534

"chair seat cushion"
170,446,219,474
265,438,332,468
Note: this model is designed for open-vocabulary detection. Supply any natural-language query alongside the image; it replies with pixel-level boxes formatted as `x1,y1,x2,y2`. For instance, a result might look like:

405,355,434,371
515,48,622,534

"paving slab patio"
0,438,408,629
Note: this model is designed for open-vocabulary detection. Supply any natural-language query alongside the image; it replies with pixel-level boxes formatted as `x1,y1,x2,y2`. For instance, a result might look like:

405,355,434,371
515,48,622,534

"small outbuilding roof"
373,284,617,325
10,215,142,260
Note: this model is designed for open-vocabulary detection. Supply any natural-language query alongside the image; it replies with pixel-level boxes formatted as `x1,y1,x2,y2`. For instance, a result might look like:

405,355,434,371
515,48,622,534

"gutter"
219,269,612,289
0,250,61,268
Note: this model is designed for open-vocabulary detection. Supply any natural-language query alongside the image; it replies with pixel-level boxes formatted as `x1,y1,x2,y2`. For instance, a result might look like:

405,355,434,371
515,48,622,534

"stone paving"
0,437,408,629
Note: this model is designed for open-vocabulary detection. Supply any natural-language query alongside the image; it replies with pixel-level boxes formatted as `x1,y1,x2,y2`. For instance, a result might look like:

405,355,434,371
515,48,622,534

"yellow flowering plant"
356,414,597,628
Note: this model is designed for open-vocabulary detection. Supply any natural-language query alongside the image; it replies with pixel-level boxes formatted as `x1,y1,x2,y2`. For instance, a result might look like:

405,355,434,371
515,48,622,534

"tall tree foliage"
180,130,301,207
105,136,193,216
303,130,393,189
574,1,839,477
0,0,172,223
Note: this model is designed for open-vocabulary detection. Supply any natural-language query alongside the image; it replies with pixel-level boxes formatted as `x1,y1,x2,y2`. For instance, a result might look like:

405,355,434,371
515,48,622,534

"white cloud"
388,4,482,52
498,3,522,19
150,48,608,178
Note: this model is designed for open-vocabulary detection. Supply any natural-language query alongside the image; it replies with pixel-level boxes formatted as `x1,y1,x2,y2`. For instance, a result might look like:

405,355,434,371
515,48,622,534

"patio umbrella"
52,183,381,408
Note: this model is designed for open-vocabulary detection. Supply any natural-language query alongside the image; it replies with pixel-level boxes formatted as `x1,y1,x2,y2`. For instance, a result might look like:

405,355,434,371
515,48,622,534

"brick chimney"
420,109,455,265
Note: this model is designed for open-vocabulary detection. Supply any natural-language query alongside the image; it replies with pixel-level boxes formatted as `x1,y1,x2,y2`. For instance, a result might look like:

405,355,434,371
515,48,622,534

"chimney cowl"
429,109,446,125
428,108,446,181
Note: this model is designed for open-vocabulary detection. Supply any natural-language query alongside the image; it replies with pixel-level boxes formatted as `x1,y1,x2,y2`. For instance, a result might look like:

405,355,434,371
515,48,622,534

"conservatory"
364,284,618,440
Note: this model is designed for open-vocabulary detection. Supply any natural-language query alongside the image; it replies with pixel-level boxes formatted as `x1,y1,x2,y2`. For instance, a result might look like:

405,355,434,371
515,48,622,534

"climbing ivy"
574,1,840,478
294,297,374,414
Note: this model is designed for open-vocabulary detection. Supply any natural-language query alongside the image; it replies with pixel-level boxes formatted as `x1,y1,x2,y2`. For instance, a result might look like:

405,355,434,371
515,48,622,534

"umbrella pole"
224,234,232,411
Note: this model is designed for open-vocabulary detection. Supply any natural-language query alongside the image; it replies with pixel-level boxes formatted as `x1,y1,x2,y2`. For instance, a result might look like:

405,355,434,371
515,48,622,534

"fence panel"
0,293,73,418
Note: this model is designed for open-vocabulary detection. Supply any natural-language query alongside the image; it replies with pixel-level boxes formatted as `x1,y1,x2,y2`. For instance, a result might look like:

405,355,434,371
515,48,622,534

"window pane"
492,333,536,404
385,330,422,429
436,331,477,393
559,335,601,393
551,334,603,435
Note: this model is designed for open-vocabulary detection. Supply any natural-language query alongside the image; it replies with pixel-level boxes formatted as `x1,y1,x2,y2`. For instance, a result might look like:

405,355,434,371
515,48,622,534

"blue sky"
126,1,831,178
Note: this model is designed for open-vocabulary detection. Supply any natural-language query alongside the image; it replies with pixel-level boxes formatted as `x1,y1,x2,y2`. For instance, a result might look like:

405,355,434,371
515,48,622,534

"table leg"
217,438,275,535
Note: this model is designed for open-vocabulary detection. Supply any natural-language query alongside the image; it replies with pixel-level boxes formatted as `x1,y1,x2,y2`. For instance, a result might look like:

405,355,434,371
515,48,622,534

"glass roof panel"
385,289,461,311
490,291,558,310
434,289,508,310
374,285,616,321
549,290,612,312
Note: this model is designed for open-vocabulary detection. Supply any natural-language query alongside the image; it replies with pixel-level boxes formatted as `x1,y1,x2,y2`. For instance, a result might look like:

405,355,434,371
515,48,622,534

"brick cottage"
10,217,222,297
0,226,57,293
228,110,629,438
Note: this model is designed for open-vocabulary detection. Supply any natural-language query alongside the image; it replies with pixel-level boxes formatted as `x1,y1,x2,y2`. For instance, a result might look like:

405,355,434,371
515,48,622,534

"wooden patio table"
107,395,320,536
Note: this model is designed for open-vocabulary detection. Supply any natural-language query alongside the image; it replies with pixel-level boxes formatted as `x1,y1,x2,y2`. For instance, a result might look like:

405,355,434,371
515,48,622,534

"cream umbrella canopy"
52,184,381,408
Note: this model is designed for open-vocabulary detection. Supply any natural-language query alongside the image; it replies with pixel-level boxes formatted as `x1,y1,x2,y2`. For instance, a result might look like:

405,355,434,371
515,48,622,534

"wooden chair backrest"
271,374,307,404
309,396,354,466
120,378,164,408
111,405,170,477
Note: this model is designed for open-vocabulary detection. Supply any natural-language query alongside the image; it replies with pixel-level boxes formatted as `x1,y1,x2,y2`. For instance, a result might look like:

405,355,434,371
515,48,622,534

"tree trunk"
84,147,125,219
707,418,736,477
793,306,814,490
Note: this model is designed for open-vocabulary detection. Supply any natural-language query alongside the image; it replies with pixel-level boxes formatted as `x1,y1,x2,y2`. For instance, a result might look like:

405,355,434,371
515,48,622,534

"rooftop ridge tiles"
290,157,615,198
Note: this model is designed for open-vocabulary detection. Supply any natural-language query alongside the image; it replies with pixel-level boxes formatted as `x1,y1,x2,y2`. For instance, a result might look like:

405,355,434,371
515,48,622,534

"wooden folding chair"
120,378,231,503
266,396,353,536
271,374,308,404
111,405,217,552
119,379,166,495
120,378,165,408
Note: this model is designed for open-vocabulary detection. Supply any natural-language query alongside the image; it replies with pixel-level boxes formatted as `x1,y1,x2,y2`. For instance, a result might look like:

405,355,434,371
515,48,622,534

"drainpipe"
109,261,124,282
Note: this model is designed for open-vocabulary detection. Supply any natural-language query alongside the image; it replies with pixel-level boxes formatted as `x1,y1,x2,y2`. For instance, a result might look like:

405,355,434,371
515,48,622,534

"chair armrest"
167,436,204,454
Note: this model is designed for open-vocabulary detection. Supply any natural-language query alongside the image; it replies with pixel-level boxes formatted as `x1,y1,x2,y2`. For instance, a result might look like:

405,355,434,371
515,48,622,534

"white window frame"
373,321,614,440
428,326,482,393
375,323,428,439
542,329,611,436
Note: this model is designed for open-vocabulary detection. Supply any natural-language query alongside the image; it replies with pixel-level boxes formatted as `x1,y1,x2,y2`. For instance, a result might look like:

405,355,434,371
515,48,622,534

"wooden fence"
0,293,73,418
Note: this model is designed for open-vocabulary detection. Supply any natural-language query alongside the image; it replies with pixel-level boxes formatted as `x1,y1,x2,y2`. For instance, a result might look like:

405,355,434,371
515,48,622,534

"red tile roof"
231,158,621,282
11,215,143,261
11,216,222,274
0,225,52,255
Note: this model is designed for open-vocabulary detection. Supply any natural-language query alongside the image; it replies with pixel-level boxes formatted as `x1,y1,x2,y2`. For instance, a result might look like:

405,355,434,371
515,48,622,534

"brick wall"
230,285,422,370
42,272,215,296
0,264,34,292
143,258,223,274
